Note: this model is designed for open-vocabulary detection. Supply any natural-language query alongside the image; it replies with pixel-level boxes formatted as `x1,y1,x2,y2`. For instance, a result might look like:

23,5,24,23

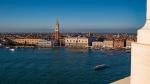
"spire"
54,17,59,32
55,18,59,25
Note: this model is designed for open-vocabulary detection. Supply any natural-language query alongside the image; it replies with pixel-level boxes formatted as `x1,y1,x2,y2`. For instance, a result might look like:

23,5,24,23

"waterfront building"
65,37,91,48
12,38,52,47
92,41,103,49
37,40,52,48
12,38,43,45
103,39,114,48
113,39,125,49
59,38,65,46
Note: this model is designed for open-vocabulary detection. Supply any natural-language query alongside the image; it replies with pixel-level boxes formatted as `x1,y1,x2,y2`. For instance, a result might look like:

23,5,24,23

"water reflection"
65,48,89,53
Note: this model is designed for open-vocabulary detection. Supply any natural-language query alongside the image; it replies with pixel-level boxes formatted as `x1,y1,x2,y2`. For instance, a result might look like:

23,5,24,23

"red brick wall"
114,40,125,48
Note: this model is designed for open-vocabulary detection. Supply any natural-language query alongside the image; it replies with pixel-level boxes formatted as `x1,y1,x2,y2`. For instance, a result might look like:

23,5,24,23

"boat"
9,48,15,52
94,64,107,70
5,46,9,49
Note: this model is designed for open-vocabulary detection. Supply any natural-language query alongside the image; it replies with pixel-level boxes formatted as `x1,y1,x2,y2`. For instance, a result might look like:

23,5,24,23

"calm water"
0,48,130,84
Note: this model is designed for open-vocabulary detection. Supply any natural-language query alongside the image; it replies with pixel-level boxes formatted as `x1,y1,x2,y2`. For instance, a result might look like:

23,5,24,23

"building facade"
13,39,43,45
37,40,52,48
92,41,103,49
103,40,113,48
113,39,125,49
65,37,90,48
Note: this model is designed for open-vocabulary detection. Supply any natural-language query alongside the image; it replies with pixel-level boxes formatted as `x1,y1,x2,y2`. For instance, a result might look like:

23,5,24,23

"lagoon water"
0,48,130,84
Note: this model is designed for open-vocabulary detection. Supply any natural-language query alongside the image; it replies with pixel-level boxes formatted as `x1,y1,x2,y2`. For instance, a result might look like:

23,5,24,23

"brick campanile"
54,19,60,41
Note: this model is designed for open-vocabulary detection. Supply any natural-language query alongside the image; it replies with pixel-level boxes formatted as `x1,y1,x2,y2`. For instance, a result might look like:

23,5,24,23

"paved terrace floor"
111,77,130,84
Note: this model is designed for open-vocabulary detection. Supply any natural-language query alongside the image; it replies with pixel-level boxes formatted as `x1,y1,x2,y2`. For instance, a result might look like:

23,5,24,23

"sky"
0,0,146,33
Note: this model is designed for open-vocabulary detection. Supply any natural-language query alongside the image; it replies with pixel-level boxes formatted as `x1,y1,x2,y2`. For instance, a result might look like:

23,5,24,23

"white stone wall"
37,40,52,47
103,40,113,48
131,0,150,84
13,39,43,45
65,37,89,48
92,41,103,48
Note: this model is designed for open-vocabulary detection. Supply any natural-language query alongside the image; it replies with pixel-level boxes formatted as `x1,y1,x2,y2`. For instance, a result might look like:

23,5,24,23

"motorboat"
94,64,107,70
9,48,15,52
6,46,9,49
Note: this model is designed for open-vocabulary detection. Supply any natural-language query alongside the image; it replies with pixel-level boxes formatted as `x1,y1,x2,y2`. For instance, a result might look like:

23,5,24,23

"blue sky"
0,0,146,32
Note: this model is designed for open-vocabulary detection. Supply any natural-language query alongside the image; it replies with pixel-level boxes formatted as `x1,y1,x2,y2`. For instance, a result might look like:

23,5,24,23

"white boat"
6,47,9,48
94,64,107,70
9,48,15,52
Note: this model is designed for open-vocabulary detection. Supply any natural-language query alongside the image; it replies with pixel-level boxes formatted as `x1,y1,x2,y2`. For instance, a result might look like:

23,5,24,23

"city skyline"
0,0,146,32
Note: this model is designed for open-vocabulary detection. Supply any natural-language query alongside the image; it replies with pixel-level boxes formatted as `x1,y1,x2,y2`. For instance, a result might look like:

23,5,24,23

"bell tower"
54,18,60,41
